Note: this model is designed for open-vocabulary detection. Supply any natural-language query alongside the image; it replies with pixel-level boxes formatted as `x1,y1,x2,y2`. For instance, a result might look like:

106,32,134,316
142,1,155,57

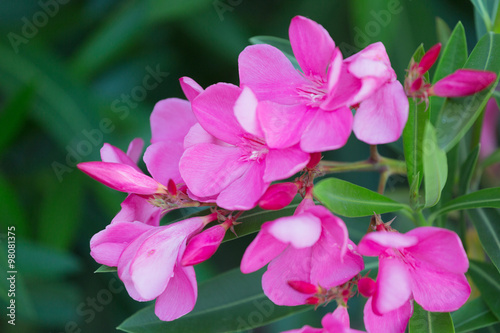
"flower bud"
306,152,322,169
431,69,497,97
288,280,318,294
305,296,320,305
258,182,298,210
181,224,226,266
417,43,441,74
357,277,376,298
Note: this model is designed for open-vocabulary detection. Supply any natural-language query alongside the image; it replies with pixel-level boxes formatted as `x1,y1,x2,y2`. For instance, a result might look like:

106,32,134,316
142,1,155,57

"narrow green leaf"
472,0,499,32
409,303,455,333
436,17,452,46
482,148,500,168
468,208,500,272
429,188,500,222
95,265,117,273
117,268,309,333
249,36,300,70
314,178,410,217
0,84,34,154
423,123,448,208
458,145,480,194
469,260,500,320
435,32,500,152
403,45,428,208
452,298,499,333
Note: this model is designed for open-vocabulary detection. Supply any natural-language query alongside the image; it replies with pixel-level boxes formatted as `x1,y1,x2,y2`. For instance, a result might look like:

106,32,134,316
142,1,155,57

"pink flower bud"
431,69,497,97
167,179,177,196
409,76,424,94
258,182,298,210
306,296,320,305
78,162,166,195
181,224,226,266
358,277,376,298
288,280,318,294
306,152,322,169
417,43,441,74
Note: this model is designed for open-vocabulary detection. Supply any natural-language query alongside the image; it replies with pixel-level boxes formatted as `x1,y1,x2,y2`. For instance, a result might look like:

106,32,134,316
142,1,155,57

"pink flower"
239,16,407,150
357,227,470,316
240,204,363,305
90,215,215,321
180,84,310,210
282,306,365,333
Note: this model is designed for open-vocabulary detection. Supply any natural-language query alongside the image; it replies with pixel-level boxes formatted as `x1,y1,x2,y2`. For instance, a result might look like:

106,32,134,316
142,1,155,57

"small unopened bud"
288,280,318,294
258,183,298,210
417,43,441,74
357,277,376,298
181,224,226,266
431,69,497,97
409,76,423,94
305,296,320,305
167,179,177,196
306,152,322,169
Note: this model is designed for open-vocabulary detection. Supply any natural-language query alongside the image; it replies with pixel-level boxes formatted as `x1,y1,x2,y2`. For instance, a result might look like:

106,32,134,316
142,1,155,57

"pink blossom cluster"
77,15,495,332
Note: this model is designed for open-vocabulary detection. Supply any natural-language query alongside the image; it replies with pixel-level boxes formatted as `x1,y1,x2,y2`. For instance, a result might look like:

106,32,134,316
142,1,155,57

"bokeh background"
0,0,487,332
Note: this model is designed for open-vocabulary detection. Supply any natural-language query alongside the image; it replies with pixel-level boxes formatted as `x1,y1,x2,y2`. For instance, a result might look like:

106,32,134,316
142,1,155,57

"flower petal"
144,141,184,185
180,143,248,198
150,98,197,144
126,138,145,164
100,143,141,172
432,69,497,97
300,106,353,152
264,146,310,182
111,194,162,226
179,76,203,102
353,81,409,144
191,83,246,145
267,213,322,248
358,232,418,257
154,264,197,321
364,297,413,333
234,86,264,137
239,44,309,105
183,123,219,149
289,16,335,79
372,257,412,315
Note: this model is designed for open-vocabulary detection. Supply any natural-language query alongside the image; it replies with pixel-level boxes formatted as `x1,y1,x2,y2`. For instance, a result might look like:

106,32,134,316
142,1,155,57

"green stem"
318,157,406,175
414,210,429,226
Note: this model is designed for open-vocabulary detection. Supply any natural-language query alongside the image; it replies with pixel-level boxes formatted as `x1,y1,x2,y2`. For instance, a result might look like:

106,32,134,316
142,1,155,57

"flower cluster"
78,15,496,332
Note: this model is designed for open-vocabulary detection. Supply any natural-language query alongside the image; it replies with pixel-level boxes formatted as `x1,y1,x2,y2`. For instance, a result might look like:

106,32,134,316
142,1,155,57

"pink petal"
90,221,153,267
240,224,288,273
364,297,413,333
264,146,310,182
480,98,499,158
154,264,197,321
234,86,264,137
183,123,219,149
262,247,313,305
239,44,309,104
181,225,226,266
418,43,441,74
289,16,335,79
216,163,268,210
143,141,184,185
257,102,309,149
326,48,344,92
258,182,298,210
191,83,246,145
78,161,164,195
100,143,141,172
372,257,412,315
267,213,322,248
126,138,145,164
179,76,203,102
150,98,197,144
358,232,418,257
123,218,204,300
111,194,162,226
406,227,469,274
321,66,362,110
409,261,471,312
179,143,248,198
282,327,322,333
300,106,353,152
432,69,497,97
329,306,350,329
353,81,409,144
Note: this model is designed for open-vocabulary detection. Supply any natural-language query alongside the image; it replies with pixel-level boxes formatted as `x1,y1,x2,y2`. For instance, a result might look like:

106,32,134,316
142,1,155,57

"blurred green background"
0,0,483,332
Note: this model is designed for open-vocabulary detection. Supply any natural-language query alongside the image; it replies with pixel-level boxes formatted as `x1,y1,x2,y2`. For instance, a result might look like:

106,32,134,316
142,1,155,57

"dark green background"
0,0,482,332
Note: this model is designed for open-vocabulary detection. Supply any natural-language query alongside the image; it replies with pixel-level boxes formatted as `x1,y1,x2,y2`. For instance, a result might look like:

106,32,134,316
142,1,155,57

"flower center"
239,134,268,162
296,77,327,107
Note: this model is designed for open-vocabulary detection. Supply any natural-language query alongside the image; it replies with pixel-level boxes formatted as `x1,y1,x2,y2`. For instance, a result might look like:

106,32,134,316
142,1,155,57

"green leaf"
472,0,499,33
95,265,117,273
468,208,500,272
423,123,448,208
117,268,309,333
452,298,499,333
0,172,28,237
428,188,500,222
0,84,34,154
436,17,452,46
409,303,455,333
249,36,300,70
435,32,500,152
430,22,467,125
469,260,500,320
458,145,480,195
482,148,500,168
403,45,428,208
314,178,410,217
